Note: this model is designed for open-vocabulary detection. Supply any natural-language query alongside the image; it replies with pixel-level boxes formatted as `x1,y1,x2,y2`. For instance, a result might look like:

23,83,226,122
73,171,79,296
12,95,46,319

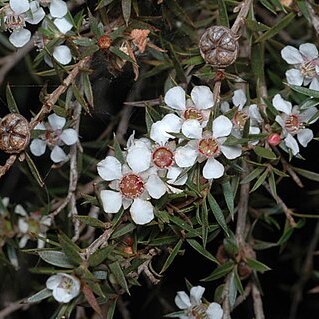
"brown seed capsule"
98,35,112,50
199,26,239,68
0,113,30,154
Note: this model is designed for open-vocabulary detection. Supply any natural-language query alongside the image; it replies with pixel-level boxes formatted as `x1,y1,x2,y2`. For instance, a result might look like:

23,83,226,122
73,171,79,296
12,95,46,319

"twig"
231,0,253,35
252,283,265,319
306,1,319,35
123,98,162,107
0,298,29,319
289,220,319,319
0,155,17,178
232,283,252,310
222,274,232,319
84,228,113,258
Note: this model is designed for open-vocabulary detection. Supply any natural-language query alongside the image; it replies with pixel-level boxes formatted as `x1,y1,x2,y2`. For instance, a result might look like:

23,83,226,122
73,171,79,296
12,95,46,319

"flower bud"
268,133,281,146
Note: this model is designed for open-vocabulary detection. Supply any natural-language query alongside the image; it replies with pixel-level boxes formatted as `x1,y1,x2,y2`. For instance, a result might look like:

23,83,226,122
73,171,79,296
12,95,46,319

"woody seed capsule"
199,25,239,68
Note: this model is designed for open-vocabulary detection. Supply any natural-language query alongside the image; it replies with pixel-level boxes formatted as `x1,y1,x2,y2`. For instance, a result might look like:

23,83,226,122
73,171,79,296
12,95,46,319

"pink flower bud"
268,133,281,146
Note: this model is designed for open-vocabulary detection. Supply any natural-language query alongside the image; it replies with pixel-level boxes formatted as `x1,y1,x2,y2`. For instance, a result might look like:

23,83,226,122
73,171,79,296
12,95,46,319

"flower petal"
167,166,187,185
130,198,154,225
272,94,292,115
100,190,122,213
48,113,66,130
281,45,304,64
175,145,197,168
9,29,31,48
162,113,182,132
60,129,78,145
127,144,151,173
190,286,205,306
285,69,303,86
220,101,230,113
299,43,318,60
300,106,318,124
207,302,224,319
25,2,45,24
232,89,247,110
97,156,122,181
54,17,73,34
284,134,299,155
203,158,224,180
145,174,167,199
30,139,47,156
53,45,72,65
191,86,214,110
212,115,232,138
53,287,73,303
297,128,313,147
275,115,285,128
182,119,202,139
175,291,191,309
10,0,29,14
221,145,242,159
50,145,68,163
50,0,68,18
309,77,319,91
164,86,186,110
46,274,63,290
248,104,263,123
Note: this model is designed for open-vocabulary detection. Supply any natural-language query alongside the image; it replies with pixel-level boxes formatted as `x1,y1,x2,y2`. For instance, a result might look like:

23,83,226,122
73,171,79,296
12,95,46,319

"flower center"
198,137,220,158
4,14,25,31
285,115,301,134
59,277,73,293
183,107,203,122
119,174,145,199
300,60,316,78
45,129,61,146
233,111,249,130
152,146,174,169
189,304,208,319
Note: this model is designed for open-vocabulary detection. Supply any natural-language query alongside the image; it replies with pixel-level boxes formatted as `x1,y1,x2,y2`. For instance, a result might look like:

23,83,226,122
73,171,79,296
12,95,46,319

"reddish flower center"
285,115,301,134
45,129,61,146
119,174,144,199
198,137,220,158
233,111,249,130
183,107,203,122
152,147,174,169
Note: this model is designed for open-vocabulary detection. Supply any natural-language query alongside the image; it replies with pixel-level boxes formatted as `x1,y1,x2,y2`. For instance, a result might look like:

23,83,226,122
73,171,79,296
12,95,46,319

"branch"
252,283,265,319
231,0,253,35
0,298,29,319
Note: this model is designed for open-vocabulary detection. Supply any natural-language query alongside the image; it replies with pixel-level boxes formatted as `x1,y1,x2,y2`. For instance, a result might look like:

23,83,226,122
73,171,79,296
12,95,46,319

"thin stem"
231,0,253,35
252,283,265,319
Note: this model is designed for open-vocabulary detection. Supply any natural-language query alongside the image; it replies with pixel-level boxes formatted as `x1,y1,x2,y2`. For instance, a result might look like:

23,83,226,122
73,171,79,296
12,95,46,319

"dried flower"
130,29,150,53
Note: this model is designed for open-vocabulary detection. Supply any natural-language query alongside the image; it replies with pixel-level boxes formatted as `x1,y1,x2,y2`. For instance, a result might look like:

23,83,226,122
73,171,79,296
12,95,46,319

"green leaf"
268,171,277,198
207,193,229,236
25,152,45,187
109,261,130,294
160,239,183,273
186,239,219,264
255,12,295,43
250,169,269,192
106,297,118,319
260,0,277,15
222,181,234,218
288,84,319,99
76,216,106,228
72,83,90,113
122,0,132,25
292,167,319,182
233,267,244,295
254,146,277,160
241,167,265,184
38,251,74,268
6,84,19,113
113,134,125,164
202,261,234,281
58,234,82,266
168,215,200,237
246,258,271,273
109,46,136,64
296,1,310,21
217,0,229,27
110,224,136,239
82,73,94,107
89,246,113,267
27,288,52,303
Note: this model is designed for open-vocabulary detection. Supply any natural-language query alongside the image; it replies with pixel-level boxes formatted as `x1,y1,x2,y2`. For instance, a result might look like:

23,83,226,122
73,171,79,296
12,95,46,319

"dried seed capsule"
199,25,239,68
0,113,30,154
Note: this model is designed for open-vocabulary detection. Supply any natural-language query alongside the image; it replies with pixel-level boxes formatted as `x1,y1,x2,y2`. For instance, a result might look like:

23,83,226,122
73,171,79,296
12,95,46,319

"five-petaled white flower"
273,94,318,155
174,115,242,180
174,285,223,319
14,204,51,248
30,113,78,163
46,273,81,303
97,154,167,225
164,85,214,129
281,43,319,90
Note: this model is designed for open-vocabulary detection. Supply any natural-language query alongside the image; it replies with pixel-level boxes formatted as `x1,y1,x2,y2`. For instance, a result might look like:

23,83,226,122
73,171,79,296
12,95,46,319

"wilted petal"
53,45,72,65
299,43,318,60
182,119,202,139
221,145,242,159
191,86,214,110
9,29,31,48
10,0,29,14
232,89,247,110
281,45,304,64
97,156,122,181
203,158,224,180
286,69,303,86
284,134,299,155
49,0,68,18
54,17,73,34
164,86,186,110
207,302,224,319
48,113,66,130
127,144,151,173
297,128,313,147
30,139,46,156
212,115,232,138
272,94,292,114
130,198,154,225
175,291,191,309
145,174,167,199
60,129,78,145
190,286,205,306
51,145,68,163
100,190,122,213
175,145,197,168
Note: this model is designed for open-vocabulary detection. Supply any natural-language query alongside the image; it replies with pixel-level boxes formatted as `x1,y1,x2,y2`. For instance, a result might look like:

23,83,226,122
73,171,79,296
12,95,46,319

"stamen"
152,146,174,169
119,174,145,199
198,137,220,158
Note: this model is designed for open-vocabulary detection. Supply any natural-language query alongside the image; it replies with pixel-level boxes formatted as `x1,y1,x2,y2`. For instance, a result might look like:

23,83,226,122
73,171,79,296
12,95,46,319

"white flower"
272,94,318,155
46,273,81,303
30,113,78,163
174,115,242,180
281,43,319,90
14,205,51,248
37,0,68,18
174,286,223,319
97,154,167,225
164,85,214,129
